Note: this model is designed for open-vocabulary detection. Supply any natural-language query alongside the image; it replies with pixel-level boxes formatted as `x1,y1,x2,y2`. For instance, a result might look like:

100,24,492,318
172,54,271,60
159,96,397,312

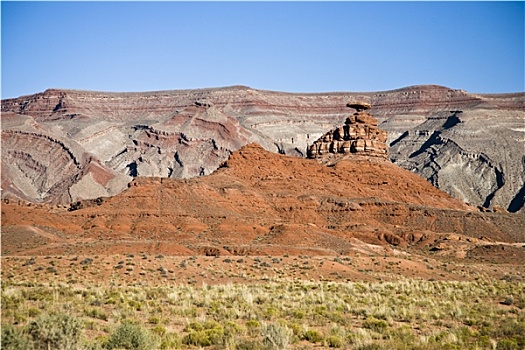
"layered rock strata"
307,102,388,160
2,85,524,211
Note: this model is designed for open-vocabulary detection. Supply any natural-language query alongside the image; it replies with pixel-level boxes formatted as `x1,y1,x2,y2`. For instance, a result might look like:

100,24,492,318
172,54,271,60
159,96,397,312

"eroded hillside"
3,143,524,264
2,85,524,211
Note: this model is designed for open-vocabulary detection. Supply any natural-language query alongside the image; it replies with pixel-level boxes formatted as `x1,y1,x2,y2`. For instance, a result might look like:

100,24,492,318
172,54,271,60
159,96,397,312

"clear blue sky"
1,1,524,99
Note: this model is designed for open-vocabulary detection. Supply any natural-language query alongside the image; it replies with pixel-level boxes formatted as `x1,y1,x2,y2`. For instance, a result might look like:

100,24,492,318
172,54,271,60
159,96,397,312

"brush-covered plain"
2,258,524,350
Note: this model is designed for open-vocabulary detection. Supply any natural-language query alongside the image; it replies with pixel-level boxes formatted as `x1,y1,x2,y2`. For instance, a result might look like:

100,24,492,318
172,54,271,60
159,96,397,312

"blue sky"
1,1,523,98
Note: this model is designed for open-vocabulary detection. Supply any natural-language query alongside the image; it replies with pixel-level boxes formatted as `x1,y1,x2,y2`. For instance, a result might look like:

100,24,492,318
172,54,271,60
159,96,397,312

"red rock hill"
3,143,523,258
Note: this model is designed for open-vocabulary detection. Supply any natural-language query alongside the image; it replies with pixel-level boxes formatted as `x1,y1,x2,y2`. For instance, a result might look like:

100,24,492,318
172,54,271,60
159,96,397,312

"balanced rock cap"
347,101,371,112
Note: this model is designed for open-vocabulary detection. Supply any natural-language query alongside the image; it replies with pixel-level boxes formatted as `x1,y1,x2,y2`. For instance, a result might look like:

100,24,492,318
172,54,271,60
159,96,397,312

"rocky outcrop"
3,144,524,259
307,102,388,160
2,85,524,211
1,129,129,204
388,109,525,212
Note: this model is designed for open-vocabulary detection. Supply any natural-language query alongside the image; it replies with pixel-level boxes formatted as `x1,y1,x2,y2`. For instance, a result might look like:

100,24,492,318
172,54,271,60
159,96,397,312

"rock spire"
307,102,388,159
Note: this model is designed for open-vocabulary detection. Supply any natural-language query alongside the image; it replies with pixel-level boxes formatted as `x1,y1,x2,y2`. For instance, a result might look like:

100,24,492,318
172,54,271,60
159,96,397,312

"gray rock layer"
2,85,524,211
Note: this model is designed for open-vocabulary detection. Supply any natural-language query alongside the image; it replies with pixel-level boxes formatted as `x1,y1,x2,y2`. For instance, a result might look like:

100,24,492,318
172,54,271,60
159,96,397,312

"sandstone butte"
307,101,388,160
1,84,524,214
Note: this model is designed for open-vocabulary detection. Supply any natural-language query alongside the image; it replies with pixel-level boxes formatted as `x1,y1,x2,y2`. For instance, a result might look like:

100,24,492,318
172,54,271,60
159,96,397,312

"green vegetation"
105,321,160,350
2,278,524,349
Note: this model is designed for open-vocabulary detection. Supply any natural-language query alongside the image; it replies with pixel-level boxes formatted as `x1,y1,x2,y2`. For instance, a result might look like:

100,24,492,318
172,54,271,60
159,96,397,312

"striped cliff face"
2,85,524,211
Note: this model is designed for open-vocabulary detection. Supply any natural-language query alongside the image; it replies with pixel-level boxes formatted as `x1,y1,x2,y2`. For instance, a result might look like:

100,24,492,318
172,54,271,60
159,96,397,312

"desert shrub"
363,316,388,333
355,344,382,350
246,320,261,336
292,309,305,319
1,324,32,350
184,321,204,332
182,331,211,346
151,325,166,336
22,288,53,302
387,325,415,344
287,322,303,337
236,339,265,350
262,323,292,350
147,316,160,325
105,321,160,350
498,339,520,350
516,296,525,309
159,332,180,350
27,307,41,318
492,318,525,347
182,321,224,347
28,313,83,350
84,337,106,350
303,329,323,343
204,327,224,345
264,307,279,319
224,321,244,336
202,320,222,330
326,335,344,348
85,308,108,321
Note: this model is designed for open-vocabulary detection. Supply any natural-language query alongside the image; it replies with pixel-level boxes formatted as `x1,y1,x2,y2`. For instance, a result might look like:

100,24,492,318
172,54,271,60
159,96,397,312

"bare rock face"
307,102,388,160
2,85,524,212
1,129,129,204
347,101,372,111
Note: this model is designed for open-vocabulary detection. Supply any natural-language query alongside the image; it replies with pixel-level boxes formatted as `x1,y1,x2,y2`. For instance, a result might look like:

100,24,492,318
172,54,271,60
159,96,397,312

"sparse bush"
28,313,83,350
159,332,180,349
236,339,265,350
182,331,211,347
363,317,388,333
105,321,160,350
355,344,382,350
498,339,519,350
85,307,108,321
224,321,244,336
292,309,305,319
147,316,160,325
27,307,41,318
206,327,225,345
3,271,525,350
246,320,261,337
184,321,204,332
1,324,32,350
182,320,225,347
326,335,344,348
151,325,166,336
303,329,323,343
287,322,303,337
262,323,292,350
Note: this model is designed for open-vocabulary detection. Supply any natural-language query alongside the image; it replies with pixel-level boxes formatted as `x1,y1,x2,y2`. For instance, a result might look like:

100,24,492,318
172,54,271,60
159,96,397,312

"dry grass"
2,274,524,349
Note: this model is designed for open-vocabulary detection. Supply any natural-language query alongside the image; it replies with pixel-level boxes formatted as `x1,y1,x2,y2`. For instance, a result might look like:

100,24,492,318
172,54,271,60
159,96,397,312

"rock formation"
2,85,524,212
3,143,524,258
307,102,388,160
